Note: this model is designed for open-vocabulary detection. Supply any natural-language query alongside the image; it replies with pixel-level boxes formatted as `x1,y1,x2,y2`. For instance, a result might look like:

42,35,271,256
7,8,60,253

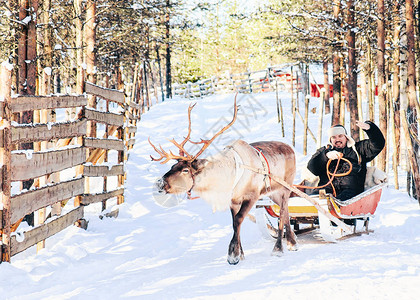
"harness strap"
252,146,272,190
231,148,244,189
225,146,245,189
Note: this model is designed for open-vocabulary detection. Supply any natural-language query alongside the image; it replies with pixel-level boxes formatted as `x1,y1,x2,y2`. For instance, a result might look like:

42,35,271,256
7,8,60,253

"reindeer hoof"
227,253,244,265
271,249,283,257
227,254,240,265
271,245,284,257
287,243,298,251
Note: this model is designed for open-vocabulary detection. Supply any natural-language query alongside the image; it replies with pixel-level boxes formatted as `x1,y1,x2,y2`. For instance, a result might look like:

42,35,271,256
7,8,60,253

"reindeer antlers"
149,96,238,164
189,98,238,161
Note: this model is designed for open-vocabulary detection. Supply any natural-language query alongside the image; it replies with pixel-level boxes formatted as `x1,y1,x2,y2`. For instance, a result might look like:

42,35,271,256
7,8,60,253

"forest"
0,0,419,200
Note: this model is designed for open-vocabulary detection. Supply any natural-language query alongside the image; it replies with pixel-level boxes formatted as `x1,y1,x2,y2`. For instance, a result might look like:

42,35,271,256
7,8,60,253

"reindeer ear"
192,159,208,173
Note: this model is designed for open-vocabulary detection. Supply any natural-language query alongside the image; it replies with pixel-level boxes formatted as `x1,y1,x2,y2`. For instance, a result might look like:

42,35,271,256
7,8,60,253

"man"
307,120,385,201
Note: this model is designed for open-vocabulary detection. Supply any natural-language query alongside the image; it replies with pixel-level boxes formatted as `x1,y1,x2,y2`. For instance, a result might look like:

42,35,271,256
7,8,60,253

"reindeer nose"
155,178,166,193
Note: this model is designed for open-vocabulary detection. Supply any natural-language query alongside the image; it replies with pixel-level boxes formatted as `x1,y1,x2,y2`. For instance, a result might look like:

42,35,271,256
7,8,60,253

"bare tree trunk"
18,0,28,95
26,0,37,95
377,0,387,172
390,1,402,190
347,0,359,140
85,0,96,85
323,59,331,114
17,0,36,195
116,61,123,90
1,63,13,262
85,0,97,137
366,40,375,122
392,1,401,166
406,0,420,202
156,46,165,102
406,0,418,116
73,0,84,94
143,62,150,110
360,65,367,120
332,0,342,125
41,0,52,94
340,57,346,125
148,60,159,104
165,0,172,99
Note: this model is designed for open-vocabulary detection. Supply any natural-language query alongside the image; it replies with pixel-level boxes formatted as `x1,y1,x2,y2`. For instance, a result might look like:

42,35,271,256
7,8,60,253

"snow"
1,91,420,299
1,60,14,71
44,67,52,76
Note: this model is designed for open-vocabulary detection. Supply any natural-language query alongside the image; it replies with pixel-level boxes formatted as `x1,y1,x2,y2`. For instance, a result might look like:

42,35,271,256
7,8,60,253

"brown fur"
156,139,297,264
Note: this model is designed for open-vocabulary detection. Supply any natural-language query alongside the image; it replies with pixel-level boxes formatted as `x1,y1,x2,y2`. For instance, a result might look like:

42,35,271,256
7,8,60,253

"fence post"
275,78,285,137
117,124,125,205
199,81,203,98
303,95,310,155
186,82,191,98
291,66,296,147
1,62,12,263
317,88,325,149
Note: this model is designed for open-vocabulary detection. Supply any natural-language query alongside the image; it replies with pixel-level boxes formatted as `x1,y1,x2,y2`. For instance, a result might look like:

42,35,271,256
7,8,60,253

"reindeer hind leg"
284,204,298,251
269,193,285,256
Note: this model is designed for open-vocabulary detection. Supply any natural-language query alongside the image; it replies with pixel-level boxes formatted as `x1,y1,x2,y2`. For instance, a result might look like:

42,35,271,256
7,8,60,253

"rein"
239,162,354,233
293,155,353,197
187,169,199,200
252,146,272,190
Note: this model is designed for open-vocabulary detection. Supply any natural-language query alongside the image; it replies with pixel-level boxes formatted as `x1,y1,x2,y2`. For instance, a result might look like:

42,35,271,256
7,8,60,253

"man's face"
330,134,348,149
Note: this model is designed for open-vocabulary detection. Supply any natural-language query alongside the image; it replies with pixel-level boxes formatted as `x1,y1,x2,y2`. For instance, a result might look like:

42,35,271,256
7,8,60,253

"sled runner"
255,182,386,242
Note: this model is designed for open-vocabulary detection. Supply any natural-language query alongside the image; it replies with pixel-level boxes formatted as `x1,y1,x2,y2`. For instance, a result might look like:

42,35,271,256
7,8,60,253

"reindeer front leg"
227,200,253,265
271,194,287,256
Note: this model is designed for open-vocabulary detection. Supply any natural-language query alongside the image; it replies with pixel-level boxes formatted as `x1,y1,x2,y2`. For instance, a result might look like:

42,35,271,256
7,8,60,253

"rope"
293,155,353,197
240,163,354,233
252,146,272,191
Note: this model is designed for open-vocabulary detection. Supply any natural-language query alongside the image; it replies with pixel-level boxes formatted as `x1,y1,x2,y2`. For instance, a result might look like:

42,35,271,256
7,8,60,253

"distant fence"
153,66,300,100
0,65,140,263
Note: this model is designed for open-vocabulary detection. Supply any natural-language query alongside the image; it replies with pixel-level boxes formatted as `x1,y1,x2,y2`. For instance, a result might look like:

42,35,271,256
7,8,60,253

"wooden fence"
0,65,140,263
167,66,298,99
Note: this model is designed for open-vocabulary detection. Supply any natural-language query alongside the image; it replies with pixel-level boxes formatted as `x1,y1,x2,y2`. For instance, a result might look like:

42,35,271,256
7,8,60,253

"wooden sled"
255,183,386,242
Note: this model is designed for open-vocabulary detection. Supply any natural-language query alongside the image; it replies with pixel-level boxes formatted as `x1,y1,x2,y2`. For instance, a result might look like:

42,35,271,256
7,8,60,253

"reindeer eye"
182,168,190,174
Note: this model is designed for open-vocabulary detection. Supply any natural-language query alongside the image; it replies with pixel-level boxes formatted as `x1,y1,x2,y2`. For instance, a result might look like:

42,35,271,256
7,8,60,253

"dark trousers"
335,189,360,226
336,189,359,201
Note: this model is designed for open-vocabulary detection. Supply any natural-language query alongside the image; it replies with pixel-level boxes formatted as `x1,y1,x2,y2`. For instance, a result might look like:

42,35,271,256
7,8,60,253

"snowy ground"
1,91,420,300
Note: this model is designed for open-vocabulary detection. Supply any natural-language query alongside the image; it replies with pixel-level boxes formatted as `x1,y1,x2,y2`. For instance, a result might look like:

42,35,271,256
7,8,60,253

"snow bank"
0,92,419,300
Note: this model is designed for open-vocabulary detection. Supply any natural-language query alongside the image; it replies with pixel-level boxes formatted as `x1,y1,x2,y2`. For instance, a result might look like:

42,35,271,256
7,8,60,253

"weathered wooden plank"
11,147,86,181
1,64,12,262
10,206,84,256
10,177,84,224
127,126,137,134
84,137,124,151
126,138,135,148
126,111,138,121
10,95,86,113
81,188,124,206
83,164,124,177
11,119,87,143
128,101,141,111
85,109,124,127
85,82,125,104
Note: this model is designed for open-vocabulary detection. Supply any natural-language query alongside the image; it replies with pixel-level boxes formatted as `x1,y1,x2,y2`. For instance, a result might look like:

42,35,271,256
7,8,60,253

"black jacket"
307,121,385,195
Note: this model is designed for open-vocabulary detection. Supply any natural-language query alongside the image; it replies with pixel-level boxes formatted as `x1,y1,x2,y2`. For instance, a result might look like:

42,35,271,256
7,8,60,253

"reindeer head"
150,97,238,195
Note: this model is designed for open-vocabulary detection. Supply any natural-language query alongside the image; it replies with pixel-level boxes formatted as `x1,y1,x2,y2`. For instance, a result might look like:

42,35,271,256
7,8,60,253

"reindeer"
149,98,297,265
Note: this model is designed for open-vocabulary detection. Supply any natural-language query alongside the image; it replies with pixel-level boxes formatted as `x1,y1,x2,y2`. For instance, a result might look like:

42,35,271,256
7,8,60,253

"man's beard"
334,142,345,149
